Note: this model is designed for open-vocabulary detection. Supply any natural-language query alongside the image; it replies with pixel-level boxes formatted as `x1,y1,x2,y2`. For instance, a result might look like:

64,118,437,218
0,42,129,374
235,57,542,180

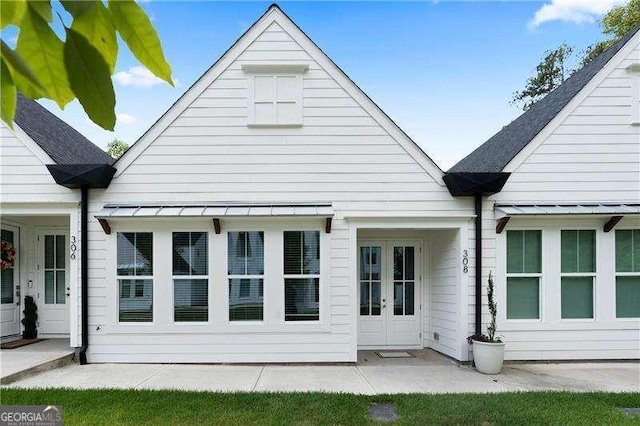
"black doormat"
1,338,46,349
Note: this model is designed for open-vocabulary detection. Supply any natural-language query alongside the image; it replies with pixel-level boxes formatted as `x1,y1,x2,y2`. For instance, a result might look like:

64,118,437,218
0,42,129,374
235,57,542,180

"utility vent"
433,332,440,341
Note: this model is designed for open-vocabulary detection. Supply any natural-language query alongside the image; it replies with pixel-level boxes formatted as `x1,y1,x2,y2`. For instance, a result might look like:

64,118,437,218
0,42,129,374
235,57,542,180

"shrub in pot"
21,295,38,339
467,272,505,374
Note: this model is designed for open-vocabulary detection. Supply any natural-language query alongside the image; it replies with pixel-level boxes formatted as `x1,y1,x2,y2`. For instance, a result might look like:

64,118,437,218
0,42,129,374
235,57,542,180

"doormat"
1,338,46,350
375,351,414,358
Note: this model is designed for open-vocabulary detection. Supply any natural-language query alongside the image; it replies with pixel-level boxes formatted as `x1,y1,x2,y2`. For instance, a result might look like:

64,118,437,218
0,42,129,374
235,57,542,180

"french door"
358,240,421,348
1,224,20,338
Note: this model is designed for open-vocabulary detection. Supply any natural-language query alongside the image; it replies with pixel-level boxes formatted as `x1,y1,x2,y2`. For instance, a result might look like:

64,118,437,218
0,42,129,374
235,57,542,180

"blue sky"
6,1,622,168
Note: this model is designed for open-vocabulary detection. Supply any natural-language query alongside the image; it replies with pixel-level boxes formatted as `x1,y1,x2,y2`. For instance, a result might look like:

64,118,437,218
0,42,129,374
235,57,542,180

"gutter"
443,172,510,336
47,164,116,364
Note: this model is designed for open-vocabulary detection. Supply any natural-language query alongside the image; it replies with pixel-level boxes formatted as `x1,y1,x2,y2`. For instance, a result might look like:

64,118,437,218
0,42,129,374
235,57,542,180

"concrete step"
1,352,75,385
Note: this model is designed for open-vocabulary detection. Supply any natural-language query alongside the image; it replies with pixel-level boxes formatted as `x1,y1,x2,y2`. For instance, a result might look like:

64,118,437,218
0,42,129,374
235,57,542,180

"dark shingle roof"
14,94,114,165
449,25,640,173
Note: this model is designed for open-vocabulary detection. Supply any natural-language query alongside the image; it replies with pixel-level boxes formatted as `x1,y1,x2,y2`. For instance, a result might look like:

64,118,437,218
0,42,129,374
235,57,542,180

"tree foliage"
511,44,573,111
1,0,173,130
107,138,128,159
514,0,639,111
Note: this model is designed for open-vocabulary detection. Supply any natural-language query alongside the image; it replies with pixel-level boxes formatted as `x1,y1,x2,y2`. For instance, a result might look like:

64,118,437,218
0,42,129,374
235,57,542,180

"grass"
1,389,639,425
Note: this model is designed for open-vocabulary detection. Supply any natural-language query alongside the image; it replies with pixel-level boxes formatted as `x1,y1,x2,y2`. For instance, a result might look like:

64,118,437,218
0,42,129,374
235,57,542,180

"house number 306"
462,250,469,273
70,236,77,260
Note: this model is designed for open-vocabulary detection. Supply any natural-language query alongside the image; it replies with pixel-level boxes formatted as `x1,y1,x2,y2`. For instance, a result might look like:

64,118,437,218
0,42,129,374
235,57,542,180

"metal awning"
495,204,640,219
95,203,334,218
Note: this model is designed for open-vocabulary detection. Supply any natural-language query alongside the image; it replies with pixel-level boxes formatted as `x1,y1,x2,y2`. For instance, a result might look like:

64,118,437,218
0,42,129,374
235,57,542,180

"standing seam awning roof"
95,203,334,218
495,204,640,219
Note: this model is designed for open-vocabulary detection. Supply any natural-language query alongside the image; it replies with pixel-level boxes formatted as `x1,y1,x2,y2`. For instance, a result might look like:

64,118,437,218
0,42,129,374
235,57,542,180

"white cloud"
529,0,625,28
113,66,166,89
116,113,137,125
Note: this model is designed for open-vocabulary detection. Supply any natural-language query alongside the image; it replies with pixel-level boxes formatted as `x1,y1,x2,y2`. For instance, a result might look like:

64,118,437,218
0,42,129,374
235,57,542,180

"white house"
1,5,638,364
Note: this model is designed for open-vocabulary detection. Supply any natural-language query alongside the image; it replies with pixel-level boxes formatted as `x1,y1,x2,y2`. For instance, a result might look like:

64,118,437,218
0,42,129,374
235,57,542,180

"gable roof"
114,4,444,183
14,94,114,165
449,25,640,173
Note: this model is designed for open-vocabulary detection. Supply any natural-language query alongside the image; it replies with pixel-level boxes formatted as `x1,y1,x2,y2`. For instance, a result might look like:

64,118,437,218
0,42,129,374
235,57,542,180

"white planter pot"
472,341,505,375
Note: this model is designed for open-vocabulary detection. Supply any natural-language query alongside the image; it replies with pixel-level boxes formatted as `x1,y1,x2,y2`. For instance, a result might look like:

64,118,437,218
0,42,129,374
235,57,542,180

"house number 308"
70,236,77,260
462,250,469,273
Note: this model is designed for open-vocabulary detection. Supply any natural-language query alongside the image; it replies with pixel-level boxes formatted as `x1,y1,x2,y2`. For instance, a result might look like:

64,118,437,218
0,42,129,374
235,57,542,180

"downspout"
79,185,89,365
474,193,482,336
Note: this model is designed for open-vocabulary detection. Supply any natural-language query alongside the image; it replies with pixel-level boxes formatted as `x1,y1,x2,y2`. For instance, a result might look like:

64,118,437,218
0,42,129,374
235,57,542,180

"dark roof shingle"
14,94,114,165
449,25,640,173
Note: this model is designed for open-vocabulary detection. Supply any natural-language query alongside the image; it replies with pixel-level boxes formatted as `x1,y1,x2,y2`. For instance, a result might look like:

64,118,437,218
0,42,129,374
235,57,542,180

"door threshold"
0,335,22,344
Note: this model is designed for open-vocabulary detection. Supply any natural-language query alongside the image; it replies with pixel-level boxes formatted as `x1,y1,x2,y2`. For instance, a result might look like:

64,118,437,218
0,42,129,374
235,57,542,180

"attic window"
243,64,308,126
629,63,640,125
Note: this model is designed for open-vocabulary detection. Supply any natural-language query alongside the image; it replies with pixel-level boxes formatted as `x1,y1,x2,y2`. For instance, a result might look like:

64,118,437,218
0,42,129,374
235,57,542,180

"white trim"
113,6,444,183
241,63,309,73
628,62,640,125
503,29,640,173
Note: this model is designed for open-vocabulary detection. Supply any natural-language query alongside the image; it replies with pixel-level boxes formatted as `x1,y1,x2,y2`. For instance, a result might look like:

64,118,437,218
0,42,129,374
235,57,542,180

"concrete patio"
0,339,75,385
3,347,639,394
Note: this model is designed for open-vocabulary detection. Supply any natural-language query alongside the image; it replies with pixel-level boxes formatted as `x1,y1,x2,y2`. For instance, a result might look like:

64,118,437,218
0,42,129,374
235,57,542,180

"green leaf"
69,1,118,73
1,40,43,91
1,0,26,29
29,0,52,22
1,58,17,128
108,0,173,85
64,28,115,130
16,5,73,107
59,0,93,17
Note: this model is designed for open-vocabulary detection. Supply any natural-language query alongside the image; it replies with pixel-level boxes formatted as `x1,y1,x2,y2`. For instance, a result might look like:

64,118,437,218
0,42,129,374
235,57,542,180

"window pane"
284,231,302,274
119,279,153,322
523,230,542,273
56,271,65,304
117,233,153,276
117,233,136,276
370,247,381,280
616,276,640,318
393,247,403,280
247,232,264,275
506,230,524,273
302,232,320,275
0,268,13,304
173,232,208,276
174,279,208,322
360,247,370,281
561,277,593,319
405,282,415,315
135,233,153,276
285,278,319,321
229,278,263,321
616,230,634,273
371,282,381,316
394,281,403,315
55,235,65,269
561,230,578,273
360,281,370,315
44,235,55,269
45,271,54,304
228,232,263,276
578,231,596,273
635,230,640,273
507,277,539,319
405,247,415,280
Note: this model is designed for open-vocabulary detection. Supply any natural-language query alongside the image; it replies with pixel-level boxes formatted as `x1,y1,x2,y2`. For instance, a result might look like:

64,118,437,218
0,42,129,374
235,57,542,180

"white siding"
87,14,470,363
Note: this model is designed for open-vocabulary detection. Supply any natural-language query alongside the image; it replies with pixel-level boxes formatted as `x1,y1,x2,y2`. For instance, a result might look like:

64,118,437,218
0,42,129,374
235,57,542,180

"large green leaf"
16,5,73,107
1,0,26,29
1,58,17,128
108,0,173,85
59,0,93,17
1,40,43,91
68,1,118,73
63,28,115,130
29,0,52,23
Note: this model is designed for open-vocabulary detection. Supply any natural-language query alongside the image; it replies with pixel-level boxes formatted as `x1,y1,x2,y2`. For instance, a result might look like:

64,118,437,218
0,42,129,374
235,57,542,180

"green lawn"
2,389,639,425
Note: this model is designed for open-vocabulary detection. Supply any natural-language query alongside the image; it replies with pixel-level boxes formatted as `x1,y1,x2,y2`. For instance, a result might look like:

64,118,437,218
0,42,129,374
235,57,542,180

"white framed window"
560,230,596,319
227,231,264,321
506,230,542,320
243,64,307,126
117,232,153,323
615,229,640,318
172,232,208,323
283,231,320,322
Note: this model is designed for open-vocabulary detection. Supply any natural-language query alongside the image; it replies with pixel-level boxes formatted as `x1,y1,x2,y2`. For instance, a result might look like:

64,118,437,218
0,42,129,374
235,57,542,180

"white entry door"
1,224,21,338
358,240,421,348
38,231,70,336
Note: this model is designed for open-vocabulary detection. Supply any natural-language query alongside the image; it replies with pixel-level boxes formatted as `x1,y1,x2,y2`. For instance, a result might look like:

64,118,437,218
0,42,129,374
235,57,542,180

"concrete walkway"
4,350,639,394
0,339,74,385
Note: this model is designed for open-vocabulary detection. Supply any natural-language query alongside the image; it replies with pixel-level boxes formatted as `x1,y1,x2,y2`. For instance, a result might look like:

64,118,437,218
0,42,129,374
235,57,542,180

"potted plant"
467,271,505,374
21,295,38,339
